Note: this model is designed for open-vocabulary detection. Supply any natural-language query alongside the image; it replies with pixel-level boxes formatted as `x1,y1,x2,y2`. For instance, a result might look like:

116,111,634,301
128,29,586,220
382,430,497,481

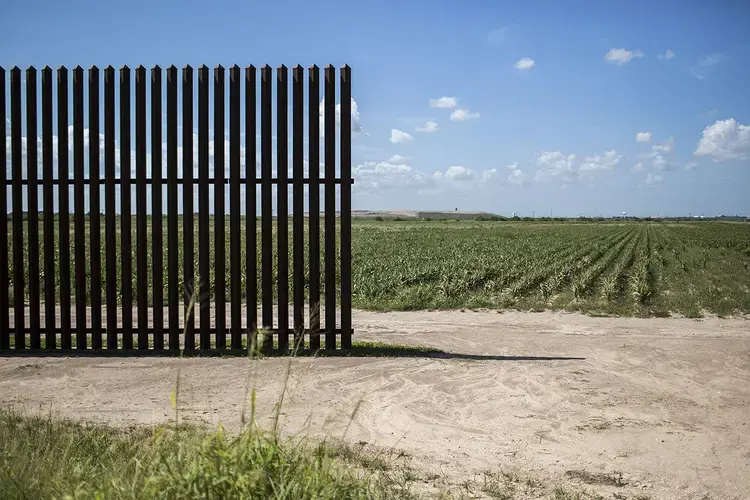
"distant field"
5,218,750,317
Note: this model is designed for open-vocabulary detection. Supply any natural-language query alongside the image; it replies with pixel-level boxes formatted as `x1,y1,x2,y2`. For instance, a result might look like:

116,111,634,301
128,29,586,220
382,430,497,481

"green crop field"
4,218,750,317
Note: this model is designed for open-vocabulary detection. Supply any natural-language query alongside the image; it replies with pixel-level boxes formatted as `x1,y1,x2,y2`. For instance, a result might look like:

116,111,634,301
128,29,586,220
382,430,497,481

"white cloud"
636,131,652,143
691,54,724,80
487,26,509,45
444,165,474,181
390,129,414,144
645,172,663,185
450,108,480,121
505,162,518,170
318,97,362,136
652,137,675,154
353,160,431,192
651,154,676,171
603,48,644,65
415,120,439,133
657,49,675,60
515,58,535,70
631,162,644,172
508,168,527,185
429,97,457,109
389,154,409,163
694,118,750,161
684,161,698,171
535,151,578,184
481,168,499,182
579,149,622,172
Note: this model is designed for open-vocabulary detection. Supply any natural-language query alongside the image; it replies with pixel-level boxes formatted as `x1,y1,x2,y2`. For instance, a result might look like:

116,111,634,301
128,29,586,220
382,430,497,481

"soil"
1,309,748,499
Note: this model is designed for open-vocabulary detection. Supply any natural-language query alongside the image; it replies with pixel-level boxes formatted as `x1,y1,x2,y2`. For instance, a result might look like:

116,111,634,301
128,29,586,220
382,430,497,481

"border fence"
0,64,353,353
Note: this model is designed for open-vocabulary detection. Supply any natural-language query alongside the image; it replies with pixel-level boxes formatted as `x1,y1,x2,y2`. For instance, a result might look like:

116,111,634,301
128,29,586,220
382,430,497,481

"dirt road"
1,310,748,499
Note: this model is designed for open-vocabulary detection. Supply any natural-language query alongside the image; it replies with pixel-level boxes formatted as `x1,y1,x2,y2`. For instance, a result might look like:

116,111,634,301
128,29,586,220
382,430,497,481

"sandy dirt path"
1,310,748,499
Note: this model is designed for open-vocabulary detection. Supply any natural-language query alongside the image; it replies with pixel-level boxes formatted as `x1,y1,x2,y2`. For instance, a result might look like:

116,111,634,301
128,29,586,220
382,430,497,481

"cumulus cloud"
390,129,414,144
579,150,622,172
644,172,663,185
353,159,431,192
415,120,439,133
443,165,474,181
508,167,528,185
694,118,750,161
450,108,480,121
389,154,409,163
603,48,644,65
652,137,675,154
631,162,644,172
636,131,652,143
318,97,362,136
515,58,535,70
657,49,675,60
535,151,578,184
481,168,499,182
429,97,457,109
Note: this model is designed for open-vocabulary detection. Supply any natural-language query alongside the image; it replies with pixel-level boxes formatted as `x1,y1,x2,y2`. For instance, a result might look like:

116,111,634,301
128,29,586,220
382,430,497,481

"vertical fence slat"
58,67,72,349
260,65,273,351
104,66,117,349
214,65,226,350
308,65,320,351
166,66,179,351
89,66,102,350
73,67,87,350
0,68,7,350
229,65,241,349
26,67,41,349
10,68,24,349
245,66,257,344
292,65,304,349
120,66,133,350
340,65,352,350
135,66,148,350
151,66,164,351
42,68,55,349
276,65,289,353
198,65,210,351
182,65,195,351
323,65,336,350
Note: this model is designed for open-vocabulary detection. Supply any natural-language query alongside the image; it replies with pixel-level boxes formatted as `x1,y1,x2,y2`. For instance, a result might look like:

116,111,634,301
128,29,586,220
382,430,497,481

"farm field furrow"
4,218,749,317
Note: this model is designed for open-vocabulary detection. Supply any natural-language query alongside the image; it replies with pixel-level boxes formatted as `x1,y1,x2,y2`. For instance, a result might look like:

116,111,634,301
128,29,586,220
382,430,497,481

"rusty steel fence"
0,64,353,353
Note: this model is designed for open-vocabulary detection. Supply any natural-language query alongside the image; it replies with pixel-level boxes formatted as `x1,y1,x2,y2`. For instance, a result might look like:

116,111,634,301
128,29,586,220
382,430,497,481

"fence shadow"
0,342,585,361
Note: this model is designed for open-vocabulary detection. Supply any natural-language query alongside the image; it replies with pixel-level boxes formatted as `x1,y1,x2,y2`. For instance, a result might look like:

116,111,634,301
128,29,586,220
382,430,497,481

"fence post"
89,66,102,350
135,66,148,350
25,67,41,349
182,65,195,351
245,66,257,345
260,65,273,351
214,65,226,350
229,65,242,349
11,67,25,350
120,65,133,350
0,68,8,350
340,65,352,350
104,66,117,350
292,65,304,349
58,66,72,349
166,65,179,351
308,65,320,351
73,66,87,350
42,67,55,349
198,65,210,351
323,65,336,350
277,65,289,353
151,65,164,351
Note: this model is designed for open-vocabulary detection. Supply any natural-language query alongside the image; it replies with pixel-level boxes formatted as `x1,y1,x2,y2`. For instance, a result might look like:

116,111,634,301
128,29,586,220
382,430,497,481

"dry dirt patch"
1,310,748,499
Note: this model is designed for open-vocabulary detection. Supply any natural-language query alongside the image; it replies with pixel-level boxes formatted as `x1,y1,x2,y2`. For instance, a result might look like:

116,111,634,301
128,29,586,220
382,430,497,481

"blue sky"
2,0,749,217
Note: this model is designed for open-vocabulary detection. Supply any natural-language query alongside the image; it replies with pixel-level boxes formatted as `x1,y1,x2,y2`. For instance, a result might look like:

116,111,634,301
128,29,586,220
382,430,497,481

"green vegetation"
5,218,750,317
0,410,416,500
